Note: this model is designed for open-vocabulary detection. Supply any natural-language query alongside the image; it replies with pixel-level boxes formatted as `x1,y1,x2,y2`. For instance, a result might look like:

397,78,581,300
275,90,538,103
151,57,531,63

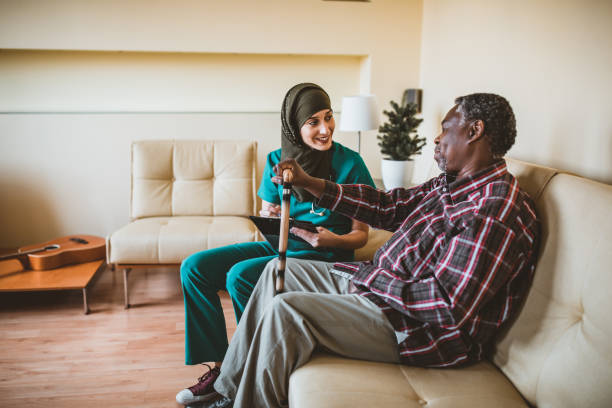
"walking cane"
275,168,293,295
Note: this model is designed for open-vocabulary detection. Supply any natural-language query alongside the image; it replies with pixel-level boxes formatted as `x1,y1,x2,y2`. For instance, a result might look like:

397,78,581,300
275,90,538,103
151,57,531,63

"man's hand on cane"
272,159,326,199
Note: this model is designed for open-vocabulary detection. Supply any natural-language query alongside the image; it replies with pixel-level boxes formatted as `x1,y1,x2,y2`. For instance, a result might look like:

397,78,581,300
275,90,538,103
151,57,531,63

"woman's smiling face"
300,109,335,151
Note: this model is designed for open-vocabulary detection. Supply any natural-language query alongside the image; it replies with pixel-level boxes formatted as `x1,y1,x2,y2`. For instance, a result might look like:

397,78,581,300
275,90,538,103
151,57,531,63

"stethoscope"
310,202,326,216
309,171,335,216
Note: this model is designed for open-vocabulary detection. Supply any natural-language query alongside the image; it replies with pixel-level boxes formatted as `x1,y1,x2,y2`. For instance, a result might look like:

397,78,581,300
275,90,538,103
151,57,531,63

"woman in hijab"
176,83,375,406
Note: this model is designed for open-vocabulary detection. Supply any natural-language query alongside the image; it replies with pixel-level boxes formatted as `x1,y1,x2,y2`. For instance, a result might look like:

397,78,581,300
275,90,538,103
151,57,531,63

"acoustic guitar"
0,235,106,270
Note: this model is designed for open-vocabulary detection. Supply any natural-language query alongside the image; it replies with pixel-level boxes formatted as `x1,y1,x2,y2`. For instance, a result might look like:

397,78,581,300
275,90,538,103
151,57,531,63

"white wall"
0,50,363,112
415,0,612,185
0,0,423,247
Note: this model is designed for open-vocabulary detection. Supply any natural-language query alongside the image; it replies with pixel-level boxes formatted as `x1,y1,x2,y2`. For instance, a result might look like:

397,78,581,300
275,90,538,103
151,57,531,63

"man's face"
433,105,471,175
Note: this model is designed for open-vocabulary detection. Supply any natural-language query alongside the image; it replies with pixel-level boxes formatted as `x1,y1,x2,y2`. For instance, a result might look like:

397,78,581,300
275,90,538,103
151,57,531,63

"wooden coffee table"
0,258,105,314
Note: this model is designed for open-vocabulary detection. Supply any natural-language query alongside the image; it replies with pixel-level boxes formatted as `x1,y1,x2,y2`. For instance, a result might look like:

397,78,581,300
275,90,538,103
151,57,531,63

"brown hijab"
280,83,333,202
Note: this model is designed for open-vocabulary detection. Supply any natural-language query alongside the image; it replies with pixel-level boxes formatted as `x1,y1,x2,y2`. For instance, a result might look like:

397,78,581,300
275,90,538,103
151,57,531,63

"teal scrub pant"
180,241,336,365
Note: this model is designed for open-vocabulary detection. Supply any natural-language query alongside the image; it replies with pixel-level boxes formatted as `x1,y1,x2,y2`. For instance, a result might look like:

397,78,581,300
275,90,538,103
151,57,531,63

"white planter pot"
381,159,414,190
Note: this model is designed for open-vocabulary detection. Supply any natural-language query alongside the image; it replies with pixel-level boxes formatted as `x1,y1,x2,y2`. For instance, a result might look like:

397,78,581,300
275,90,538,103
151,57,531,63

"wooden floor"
0,264,236,407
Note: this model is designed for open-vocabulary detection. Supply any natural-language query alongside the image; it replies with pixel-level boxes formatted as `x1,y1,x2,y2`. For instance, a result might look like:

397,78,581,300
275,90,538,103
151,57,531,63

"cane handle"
282,168,294,183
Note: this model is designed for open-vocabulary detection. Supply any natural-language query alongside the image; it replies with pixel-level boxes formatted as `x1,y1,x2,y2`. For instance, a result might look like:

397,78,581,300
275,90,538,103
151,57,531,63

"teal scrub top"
258,142,375,261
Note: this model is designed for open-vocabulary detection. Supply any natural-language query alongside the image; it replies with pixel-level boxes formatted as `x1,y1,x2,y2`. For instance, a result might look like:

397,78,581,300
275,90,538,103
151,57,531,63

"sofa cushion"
107,216,257,264
131,140,257,219
289,353,527,408
354,228,393,261
493,173,612,407
505,158,557,200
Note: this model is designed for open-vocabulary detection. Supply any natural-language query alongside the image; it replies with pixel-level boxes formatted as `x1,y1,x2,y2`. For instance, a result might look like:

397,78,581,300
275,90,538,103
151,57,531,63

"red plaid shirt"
318,160,540,367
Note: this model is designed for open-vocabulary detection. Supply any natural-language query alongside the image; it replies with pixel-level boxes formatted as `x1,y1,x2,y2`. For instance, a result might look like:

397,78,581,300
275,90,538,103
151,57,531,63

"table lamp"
339,94,380,154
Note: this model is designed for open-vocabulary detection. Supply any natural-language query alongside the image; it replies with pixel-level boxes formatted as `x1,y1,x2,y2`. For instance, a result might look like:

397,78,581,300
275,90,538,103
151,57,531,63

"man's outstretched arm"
272,158,435,231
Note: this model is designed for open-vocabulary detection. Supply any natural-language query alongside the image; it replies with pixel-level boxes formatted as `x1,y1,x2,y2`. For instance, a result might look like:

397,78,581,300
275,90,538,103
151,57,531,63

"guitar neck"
0,246,55,261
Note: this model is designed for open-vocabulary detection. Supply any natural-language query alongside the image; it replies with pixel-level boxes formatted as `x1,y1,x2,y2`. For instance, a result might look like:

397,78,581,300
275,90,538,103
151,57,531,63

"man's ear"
467,119,485,143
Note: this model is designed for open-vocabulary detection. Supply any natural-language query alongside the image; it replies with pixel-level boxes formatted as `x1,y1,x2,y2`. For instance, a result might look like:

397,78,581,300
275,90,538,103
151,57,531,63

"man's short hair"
454,93,516,157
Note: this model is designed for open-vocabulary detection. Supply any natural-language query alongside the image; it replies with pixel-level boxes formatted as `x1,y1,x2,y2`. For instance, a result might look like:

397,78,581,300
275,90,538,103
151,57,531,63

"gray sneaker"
187,394,232,408
176,364,221,405
208,396,233,408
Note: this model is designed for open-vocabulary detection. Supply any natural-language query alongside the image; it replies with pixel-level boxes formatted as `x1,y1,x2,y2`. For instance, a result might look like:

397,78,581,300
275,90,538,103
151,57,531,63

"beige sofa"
107,140,259,307
289,158,612,407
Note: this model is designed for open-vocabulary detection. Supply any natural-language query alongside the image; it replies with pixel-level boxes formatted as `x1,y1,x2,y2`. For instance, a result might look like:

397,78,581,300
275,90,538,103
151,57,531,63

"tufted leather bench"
107,140,258,307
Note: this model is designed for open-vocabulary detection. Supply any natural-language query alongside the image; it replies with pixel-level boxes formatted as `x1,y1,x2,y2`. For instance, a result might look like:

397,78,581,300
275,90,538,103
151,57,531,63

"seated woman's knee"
225,263,245,294
179,252,207,284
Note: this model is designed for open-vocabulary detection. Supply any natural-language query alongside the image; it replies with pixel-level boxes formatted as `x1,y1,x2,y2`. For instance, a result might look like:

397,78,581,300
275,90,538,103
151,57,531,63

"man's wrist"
304,176,325,198
315,180,340,210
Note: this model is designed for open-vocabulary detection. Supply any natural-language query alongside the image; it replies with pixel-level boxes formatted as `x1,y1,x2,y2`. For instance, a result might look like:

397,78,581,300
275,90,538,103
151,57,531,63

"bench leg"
82,288,89,314
123,268,131,309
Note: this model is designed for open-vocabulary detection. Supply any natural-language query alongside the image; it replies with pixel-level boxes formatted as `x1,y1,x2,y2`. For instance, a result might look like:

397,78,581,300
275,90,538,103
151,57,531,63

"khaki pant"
214,258,400,408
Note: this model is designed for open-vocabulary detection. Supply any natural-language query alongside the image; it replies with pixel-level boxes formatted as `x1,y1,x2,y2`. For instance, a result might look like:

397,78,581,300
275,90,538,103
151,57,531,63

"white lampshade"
339,95,380,131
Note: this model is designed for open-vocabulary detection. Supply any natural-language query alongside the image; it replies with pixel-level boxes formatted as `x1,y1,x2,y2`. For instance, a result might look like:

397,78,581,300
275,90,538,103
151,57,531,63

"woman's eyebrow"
308,109,333,120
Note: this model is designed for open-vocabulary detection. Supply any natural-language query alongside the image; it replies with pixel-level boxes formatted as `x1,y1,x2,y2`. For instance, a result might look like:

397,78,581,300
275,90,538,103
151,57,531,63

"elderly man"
178,93,540,408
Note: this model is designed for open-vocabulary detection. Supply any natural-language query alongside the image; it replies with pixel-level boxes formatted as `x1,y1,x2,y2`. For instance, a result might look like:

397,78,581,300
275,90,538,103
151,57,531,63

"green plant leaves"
377,101,426,161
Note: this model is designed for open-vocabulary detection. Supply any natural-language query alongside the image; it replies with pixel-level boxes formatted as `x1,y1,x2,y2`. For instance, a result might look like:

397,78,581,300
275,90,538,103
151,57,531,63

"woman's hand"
260,201,281,217
290,226,338,248
291,219,369,250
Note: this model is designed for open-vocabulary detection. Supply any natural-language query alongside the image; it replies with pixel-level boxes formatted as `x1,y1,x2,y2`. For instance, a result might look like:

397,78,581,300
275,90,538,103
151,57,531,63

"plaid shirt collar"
440,159,508,203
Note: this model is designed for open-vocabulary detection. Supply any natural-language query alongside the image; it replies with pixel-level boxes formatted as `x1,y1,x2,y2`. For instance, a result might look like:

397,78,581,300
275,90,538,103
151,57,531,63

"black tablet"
248,216,318,250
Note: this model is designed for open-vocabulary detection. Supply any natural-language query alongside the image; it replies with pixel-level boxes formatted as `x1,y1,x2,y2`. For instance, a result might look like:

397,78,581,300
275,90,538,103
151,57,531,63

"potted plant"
377,99,426,189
